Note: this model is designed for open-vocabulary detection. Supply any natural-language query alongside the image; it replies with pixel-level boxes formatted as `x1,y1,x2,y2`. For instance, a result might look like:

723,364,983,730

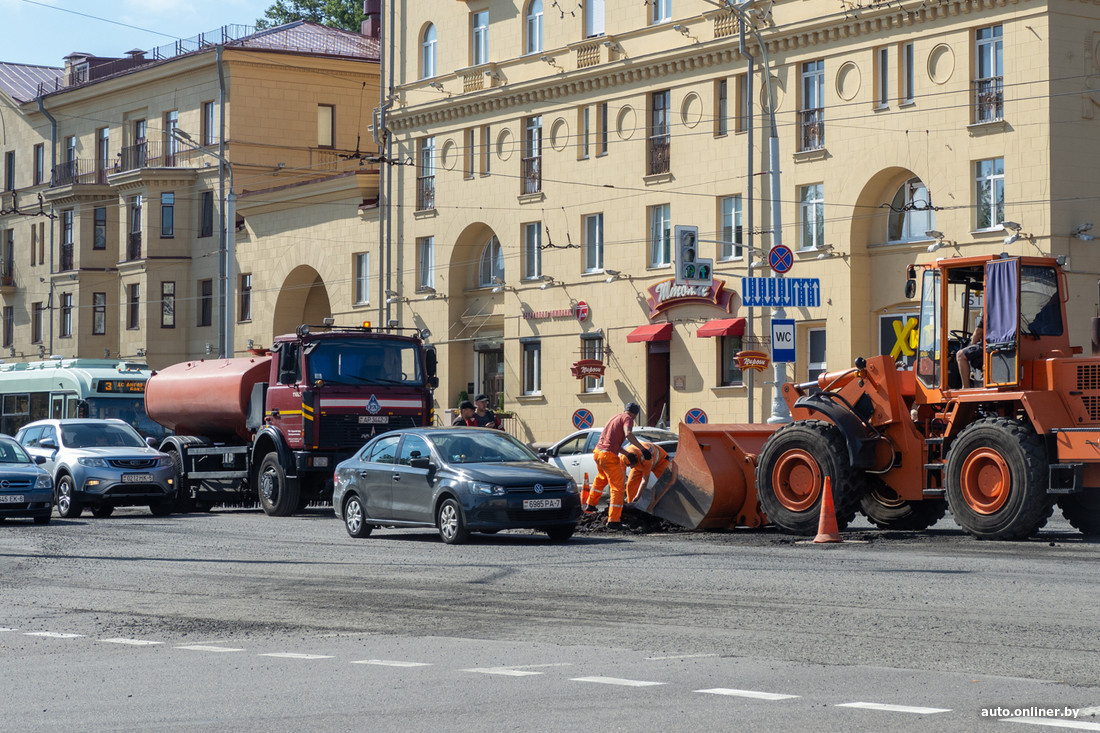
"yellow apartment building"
386,0,1100,443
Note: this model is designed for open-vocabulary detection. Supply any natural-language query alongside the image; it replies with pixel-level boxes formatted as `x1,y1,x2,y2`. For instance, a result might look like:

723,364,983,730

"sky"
3,0,278,67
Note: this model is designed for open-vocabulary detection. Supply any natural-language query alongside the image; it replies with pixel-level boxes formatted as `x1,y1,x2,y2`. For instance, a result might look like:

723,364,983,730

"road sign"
674,224,714,289
685,408,708,424
740,277,821,308
572,409,594,430
769,245,794,274
771,318,796,362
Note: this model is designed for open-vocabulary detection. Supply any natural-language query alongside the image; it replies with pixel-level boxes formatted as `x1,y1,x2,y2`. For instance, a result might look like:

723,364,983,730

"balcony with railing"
521,156,541,195
127,232,142,261
59,243,74,272
416,175,435,211
50,158,112,187
117,139,196,173
973,76,1003,123
799,108,825,152
1,260,14,290
647,135,670,175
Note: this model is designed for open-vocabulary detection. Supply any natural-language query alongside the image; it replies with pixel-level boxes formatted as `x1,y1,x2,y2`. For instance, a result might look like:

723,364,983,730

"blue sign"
771,319,796,362
572,409,594,430
685,408,708,424
740,277,821,308
769,245,794,274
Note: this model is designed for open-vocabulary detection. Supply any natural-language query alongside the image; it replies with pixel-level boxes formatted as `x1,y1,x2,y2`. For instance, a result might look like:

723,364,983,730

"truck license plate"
121,473,153,483
359,416,389,424
523,498,561,510
0,494,24,503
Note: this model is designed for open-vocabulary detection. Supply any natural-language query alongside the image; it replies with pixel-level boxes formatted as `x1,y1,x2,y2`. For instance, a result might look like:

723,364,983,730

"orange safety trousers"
587,448,627,521
621,445,669,502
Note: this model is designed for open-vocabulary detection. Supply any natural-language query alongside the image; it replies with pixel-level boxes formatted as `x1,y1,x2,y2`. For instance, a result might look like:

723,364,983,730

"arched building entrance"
273,265,331,336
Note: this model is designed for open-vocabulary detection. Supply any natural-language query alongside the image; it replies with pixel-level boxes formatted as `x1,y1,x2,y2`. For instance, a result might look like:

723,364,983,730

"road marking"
102,638,164,646
351,660,432,667
463,667,543,677
571,676,665,687
24,632,84,639
175,645,244,653
259,653,335,660
837,702,950,714
0,627,17,632
696,688,799,701
1004,719,1100,731
647,653,718,661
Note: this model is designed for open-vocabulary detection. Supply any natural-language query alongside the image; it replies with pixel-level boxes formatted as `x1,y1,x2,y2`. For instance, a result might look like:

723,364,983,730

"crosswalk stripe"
259,653,335,660
175,645,243,653
571,676,664,687
837,702,950,714
696,688,799,701
24,632,84,639
102,638,163,646
351,659,432,667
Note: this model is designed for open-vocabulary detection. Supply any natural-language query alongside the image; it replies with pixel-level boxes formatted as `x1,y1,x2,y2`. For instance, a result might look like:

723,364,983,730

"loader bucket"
632,423,779,530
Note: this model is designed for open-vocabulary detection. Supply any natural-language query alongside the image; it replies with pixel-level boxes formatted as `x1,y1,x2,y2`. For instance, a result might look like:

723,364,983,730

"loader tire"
944,418,1053,540
859,476,946,531
1057,492,1100,536
756,420,864,535
257,452,301,517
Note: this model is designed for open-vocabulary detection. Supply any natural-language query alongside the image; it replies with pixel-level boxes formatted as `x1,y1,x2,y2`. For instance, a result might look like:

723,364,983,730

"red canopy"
696,318,747,338
626,323,673,343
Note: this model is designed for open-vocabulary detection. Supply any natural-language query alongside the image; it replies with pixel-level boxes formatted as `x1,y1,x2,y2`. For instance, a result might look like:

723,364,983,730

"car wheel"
436,498,470,545
343,495,374,539
91,505,115,518
33,514,51,525
257,452,300,517
545,524,576,542
149,503,173,517
55,475,83,519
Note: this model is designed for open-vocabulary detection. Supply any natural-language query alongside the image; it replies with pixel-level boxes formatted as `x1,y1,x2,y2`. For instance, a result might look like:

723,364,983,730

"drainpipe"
37,97,57,357
371,0,394,328
384,0,395,327
216,45,229,357
739,16,755,423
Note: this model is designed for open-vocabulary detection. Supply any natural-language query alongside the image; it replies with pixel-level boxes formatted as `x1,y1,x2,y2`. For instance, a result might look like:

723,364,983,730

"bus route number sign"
97,380,146,394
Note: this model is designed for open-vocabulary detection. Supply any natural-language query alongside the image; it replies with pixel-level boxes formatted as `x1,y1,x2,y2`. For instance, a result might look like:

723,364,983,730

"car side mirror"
904,278,917,300
40,439,57,450
409,456,433,470
537,447,551,460
34,455,46,464
146,437,157,448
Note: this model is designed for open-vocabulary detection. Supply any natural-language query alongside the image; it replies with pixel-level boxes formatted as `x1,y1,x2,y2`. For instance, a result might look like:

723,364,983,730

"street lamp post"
171,128,235,358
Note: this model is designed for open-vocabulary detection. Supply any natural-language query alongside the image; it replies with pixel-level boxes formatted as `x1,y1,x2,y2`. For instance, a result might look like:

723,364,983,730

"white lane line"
647,653,718,661
24,632,84,639
0,627,17,632
102,638,164,646
175,645,243,653
1004,719,1100,731
463,667,543,677
259,653,335,660
837,702,950,714
1080,708,1100,717
351,660,432,667
696,688,799,701
571,676,665,687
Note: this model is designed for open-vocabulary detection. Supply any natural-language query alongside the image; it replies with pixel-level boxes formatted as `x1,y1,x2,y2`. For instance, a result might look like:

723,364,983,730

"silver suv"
17,419,176,518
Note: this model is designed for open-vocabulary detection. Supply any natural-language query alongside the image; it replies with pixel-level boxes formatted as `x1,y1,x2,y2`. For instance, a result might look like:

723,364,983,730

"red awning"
696,317,747,338
626,323,673,343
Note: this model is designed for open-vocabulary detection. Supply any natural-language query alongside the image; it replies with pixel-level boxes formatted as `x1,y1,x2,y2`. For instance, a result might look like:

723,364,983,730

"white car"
539,427,677,502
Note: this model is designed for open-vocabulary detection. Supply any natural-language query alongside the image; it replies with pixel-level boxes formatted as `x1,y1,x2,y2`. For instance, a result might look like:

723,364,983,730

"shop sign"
736,350,771,372
645,278,733,319
570,359,606,379
522,300,591,323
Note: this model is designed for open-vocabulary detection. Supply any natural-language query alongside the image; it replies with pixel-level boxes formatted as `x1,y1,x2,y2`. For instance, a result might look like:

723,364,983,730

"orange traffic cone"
581,472,592,509
813,476,843,543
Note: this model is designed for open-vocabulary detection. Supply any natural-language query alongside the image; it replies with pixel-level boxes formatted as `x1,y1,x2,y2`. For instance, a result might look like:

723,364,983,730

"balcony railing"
118,140,195,173
416,175,435,211
799,107,825,151
59,243,74,272
647,135,670,175
974,76,1003,123
521,156,541,195
51,158,106,187
1,261,14,288
127,232,142,261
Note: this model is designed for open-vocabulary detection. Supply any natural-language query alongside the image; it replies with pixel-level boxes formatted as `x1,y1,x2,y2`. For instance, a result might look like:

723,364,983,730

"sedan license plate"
359,416,389,424
523,498,561,510
122,473,153,483
0,494,24,503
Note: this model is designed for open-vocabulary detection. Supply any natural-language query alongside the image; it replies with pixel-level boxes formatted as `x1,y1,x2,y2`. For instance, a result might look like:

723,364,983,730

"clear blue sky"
4,0,278,67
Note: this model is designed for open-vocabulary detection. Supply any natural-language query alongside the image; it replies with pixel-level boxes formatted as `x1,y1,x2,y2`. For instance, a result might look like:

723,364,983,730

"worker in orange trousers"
584,402,648,529
620,440,669,503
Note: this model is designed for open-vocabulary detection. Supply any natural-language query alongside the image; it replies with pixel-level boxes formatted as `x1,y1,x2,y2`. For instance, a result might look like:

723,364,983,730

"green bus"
0,358,168,439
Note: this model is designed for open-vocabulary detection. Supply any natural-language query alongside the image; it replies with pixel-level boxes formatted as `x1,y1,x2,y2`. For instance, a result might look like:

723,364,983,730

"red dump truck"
145,323,437,515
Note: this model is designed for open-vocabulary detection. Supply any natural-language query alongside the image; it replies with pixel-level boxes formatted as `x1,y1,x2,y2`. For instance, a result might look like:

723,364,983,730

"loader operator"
620,440,670,503
956,314,984,389
583,402,649,530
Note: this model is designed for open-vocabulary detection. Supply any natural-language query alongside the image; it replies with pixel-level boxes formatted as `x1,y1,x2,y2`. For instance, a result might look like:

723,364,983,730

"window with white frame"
417,237,435,290
417,136,435,211
651,0,671,24
162,281,175,328
581,334,604,392
578,106,590,160
317,104,334,148
239,273,252,322
355,252,371,304
799,184,825,250
421,23,437,79
583,213,603,273
479,235,504,287
471,11,489,66
974,158,1004,230
875,47,889,108
93,293,106,335
160,192,174,238
597,102,608,156
649,204,671,266
523,222,542,280
807,327,826,380
522,340,542,394
887,178,934,242
799,60,825,151
585,0,604,37
720,334,743,386
525,0,543,54
202,101,216,145
900,42,914,104
719,195,742,260
974,25,1003,123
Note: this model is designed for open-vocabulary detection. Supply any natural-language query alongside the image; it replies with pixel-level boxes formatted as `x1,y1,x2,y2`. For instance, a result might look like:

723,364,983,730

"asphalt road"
2,508,1098,731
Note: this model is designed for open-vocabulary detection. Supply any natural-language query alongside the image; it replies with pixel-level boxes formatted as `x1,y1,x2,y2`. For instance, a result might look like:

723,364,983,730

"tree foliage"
255,0,366,32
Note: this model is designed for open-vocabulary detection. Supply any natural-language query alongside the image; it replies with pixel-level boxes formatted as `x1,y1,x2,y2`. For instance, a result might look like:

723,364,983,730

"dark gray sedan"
333,427,581,544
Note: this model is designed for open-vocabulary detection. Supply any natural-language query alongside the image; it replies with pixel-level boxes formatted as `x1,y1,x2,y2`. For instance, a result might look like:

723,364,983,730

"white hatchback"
539,427,677,503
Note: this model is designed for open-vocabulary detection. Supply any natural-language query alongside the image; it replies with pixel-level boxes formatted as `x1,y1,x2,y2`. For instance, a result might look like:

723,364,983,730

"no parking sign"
685,408,708,424
572,409,594,430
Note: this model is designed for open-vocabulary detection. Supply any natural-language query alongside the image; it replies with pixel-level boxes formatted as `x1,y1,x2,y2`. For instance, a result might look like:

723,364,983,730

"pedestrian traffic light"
673,224,714,289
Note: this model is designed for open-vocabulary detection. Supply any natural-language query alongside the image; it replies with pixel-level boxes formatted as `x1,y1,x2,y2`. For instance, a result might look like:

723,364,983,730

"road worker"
620,440,669,504
584,402,649,530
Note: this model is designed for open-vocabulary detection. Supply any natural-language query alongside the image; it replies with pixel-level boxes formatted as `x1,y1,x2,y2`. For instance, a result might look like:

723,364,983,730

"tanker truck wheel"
168,449,195,512
257,452,301,517
944,418,1053,540
859,476,946,531
755,420,863,535
1056,492,1100,536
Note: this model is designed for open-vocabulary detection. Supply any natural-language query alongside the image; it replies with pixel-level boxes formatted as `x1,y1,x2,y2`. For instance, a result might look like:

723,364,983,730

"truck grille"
1076,364,1100,391
318,414,422,448
1081,396,1100,421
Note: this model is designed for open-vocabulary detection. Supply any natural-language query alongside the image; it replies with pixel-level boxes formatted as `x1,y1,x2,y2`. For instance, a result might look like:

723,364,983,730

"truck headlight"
35,474,53,490
78,457,110,468
470,481,505,495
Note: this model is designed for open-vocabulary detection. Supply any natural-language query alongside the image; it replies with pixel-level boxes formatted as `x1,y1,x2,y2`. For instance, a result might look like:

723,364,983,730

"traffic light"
673,225,713,288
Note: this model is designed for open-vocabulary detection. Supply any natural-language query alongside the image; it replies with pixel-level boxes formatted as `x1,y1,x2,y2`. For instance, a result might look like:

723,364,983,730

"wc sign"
771,318,796,363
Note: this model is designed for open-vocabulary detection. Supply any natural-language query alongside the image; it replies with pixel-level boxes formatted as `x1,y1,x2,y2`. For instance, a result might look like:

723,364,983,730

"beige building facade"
386,0,1100,444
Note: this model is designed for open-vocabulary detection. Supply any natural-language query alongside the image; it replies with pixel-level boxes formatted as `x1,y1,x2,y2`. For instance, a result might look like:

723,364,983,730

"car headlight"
35,474,53,490
78,457,110,468
566,479,579,495
470,481,506,495
156,457,174,467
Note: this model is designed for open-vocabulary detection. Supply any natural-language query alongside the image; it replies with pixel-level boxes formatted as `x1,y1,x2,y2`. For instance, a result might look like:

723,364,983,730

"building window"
160,192,174,238
800,60,825,151
471,10,489,66
523,222,542,280
60,210,74,271
875,47,889,108
735,73,749,133
33,144,44,185
481,125,492,174
526,0,543,54
479,236,504,287
880,313,918,369
417,136,435,211
93,292,106,335
2,306,12,347
161,281,175,328
799,184,825,250
974,25,1003,123
199,190,214,237
202,101,216,146
597,103,609,156
199,279,213,327
164,110,179,165
720,334,744,387
522,340,542,395
807,328,827,380
93,206,107,250
317,104,334,148
583,213,603,273
63,136,76,184
127,194,142,260
715,79,728,136
719,195,742,260
522,116,541,194
649,203,671,267
2,230,12,284
31,302,42,343
585,0,604,37
59,293,73,338
3,151,14,191
887,178,934,242
581,335,604,392
421,23,437,79
648,90,670,175
651,0,671,24
417,237,435,290
578,106,590,160
96,127,109,183
127,284,140,330
900,42,914,104
464,128,475,179
131,118,147,169
975,158,1005,230
239,273,252,322
354,252,371,304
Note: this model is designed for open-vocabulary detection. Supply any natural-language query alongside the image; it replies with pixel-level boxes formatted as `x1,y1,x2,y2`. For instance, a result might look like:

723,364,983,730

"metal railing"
126,232,142,261
647,135,670,175
974,76,1003,123
117,140,196,172
1,261,14,288
799,107,825,151
521,156,541,194
416,175,435,211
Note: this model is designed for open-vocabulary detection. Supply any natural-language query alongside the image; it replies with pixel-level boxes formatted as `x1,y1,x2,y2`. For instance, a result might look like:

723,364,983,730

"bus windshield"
85,397,169,440
306,338,423,386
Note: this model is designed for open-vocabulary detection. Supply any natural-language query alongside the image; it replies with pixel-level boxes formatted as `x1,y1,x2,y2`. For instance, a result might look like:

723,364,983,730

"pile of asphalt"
575,505,686,535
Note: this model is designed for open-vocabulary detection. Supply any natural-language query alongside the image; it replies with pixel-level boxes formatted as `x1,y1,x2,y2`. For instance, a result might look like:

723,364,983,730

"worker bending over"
583,402,649,529
620,440,669,503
